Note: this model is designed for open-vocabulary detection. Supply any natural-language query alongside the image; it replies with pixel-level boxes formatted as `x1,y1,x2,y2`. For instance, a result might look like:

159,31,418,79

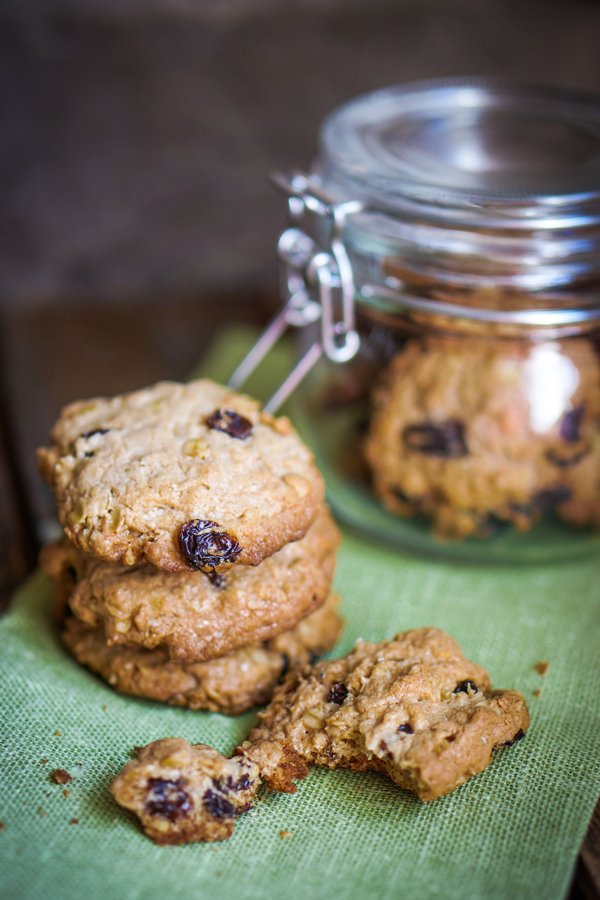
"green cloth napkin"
1,329,599,900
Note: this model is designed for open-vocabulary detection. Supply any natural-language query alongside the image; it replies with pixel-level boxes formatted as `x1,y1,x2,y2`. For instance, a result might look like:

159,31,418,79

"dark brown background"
2,0,600,307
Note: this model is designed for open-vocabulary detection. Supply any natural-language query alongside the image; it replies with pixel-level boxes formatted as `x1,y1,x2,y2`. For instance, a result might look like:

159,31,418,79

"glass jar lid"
319,78,600,223
301,79,600,324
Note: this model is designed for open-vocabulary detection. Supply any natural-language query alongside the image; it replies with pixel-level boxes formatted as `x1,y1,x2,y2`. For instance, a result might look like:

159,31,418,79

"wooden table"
0,292,597,897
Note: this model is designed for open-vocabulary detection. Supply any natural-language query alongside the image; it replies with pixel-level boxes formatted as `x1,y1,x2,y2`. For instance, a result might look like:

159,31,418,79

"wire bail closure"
228,172,362,413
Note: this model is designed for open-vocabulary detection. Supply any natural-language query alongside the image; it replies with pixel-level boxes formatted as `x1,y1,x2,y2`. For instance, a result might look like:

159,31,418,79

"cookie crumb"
63,788,71,798
53,730,62,737
279,829,293,840
534,661,549,675
37,807,47,817
69,818,80,825
50,769,73,785
40,758,49,765
0,822,5,830
533,689,542,698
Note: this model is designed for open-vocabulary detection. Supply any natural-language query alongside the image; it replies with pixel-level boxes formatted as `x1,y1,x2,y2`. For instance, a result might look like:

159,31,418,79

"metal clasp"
228,171,362,412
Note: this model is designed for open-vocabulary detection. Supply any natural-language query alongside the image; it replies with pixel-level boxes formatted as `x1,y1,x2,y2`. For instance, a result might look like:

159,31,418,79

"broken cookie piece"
243,627,529,801
110,738,260,844
112,628,529,843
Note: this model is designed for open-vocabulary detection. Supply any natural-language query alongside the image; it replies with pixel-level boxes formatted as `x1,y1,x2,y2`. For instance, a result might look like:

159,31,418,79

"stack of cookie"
38,379,343,715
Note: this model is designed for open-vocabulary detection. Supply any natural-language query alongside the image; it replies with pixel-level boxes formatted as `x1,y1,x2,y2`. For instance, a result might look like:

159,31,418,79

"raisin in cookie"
111,739,260,844
62,593,343,715
37,379,324,571
111,628,528,843
41,507,339,662
365,337,600,538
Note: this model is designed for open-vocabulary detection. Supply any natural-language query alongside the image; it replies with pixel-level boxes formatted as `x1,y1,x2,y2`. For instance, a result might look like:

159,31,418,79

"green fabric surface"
1,329,599,900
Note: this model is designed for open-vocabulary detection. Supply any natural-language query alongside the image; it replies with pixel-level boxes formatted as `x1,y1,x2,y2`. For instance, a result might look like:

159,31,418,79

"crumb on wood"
533,689,541,698
534,661,549,675
50,769,73,785
279,829,293,840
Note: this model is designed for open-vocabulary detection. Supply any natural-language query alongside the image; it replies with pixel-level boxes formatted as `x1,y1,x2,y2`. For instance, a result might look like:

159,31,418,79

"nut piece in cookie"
111,739,260,844
241,627,530,801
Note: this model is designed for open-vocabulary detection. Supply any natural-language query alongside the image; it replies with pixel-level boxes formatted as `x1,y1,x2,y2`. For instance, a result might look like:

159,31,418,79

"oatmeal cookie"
111,738,260,844
62,593,343,715
42,508,339,662
111,628,528,844
242,627,529,799
37,379,324,571
365,337,600,537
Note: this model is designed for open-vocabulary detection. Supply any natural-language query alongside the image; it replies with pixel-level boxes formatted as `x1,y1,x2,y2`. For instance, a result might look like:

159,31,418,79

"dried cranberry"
279,654,291,680
206,570,226,589
80,428,110,440
221,772,252,793
559,404,584,443
145,778,192,822
179,520,241,570
402,420,468,459
453,680,478,695
327,683,348,704
203,789,235,820
397,723,413,734
534,485,572,509
232,774,252,792
498,728,526,748
207,409,253,440
545,448,587,469
391,486,419,506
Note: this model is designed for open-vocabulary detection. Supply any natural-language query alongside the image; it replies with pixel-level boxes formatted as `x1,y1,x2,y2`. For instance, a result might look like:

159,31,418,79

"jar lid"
321,78,600,221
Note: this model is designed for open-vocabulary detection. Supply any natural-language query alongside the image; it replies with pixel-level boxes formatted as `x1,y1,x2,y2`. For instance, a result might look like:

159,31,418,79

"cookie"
37,379,325,571
62,593,343,715
364,337,600,538
111,628,529,844
241,627,529,799
111,738,260,844
41,507,339,662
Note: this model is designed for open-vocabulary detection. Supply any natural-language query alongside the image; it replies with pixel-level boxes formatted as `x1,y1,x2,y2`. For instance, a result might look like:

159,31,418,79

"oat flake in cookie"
37,379,325,572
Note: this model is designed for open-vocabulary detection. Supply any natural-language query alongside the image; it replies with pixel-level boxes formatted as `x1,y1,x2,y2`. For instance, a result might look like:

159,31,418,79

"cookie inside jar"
281,79,600,562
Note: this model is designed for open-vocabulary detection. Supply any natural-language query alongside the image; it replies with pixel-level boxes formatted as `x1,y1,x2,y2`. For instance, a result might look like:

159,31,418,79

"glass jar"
272,79,600,562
